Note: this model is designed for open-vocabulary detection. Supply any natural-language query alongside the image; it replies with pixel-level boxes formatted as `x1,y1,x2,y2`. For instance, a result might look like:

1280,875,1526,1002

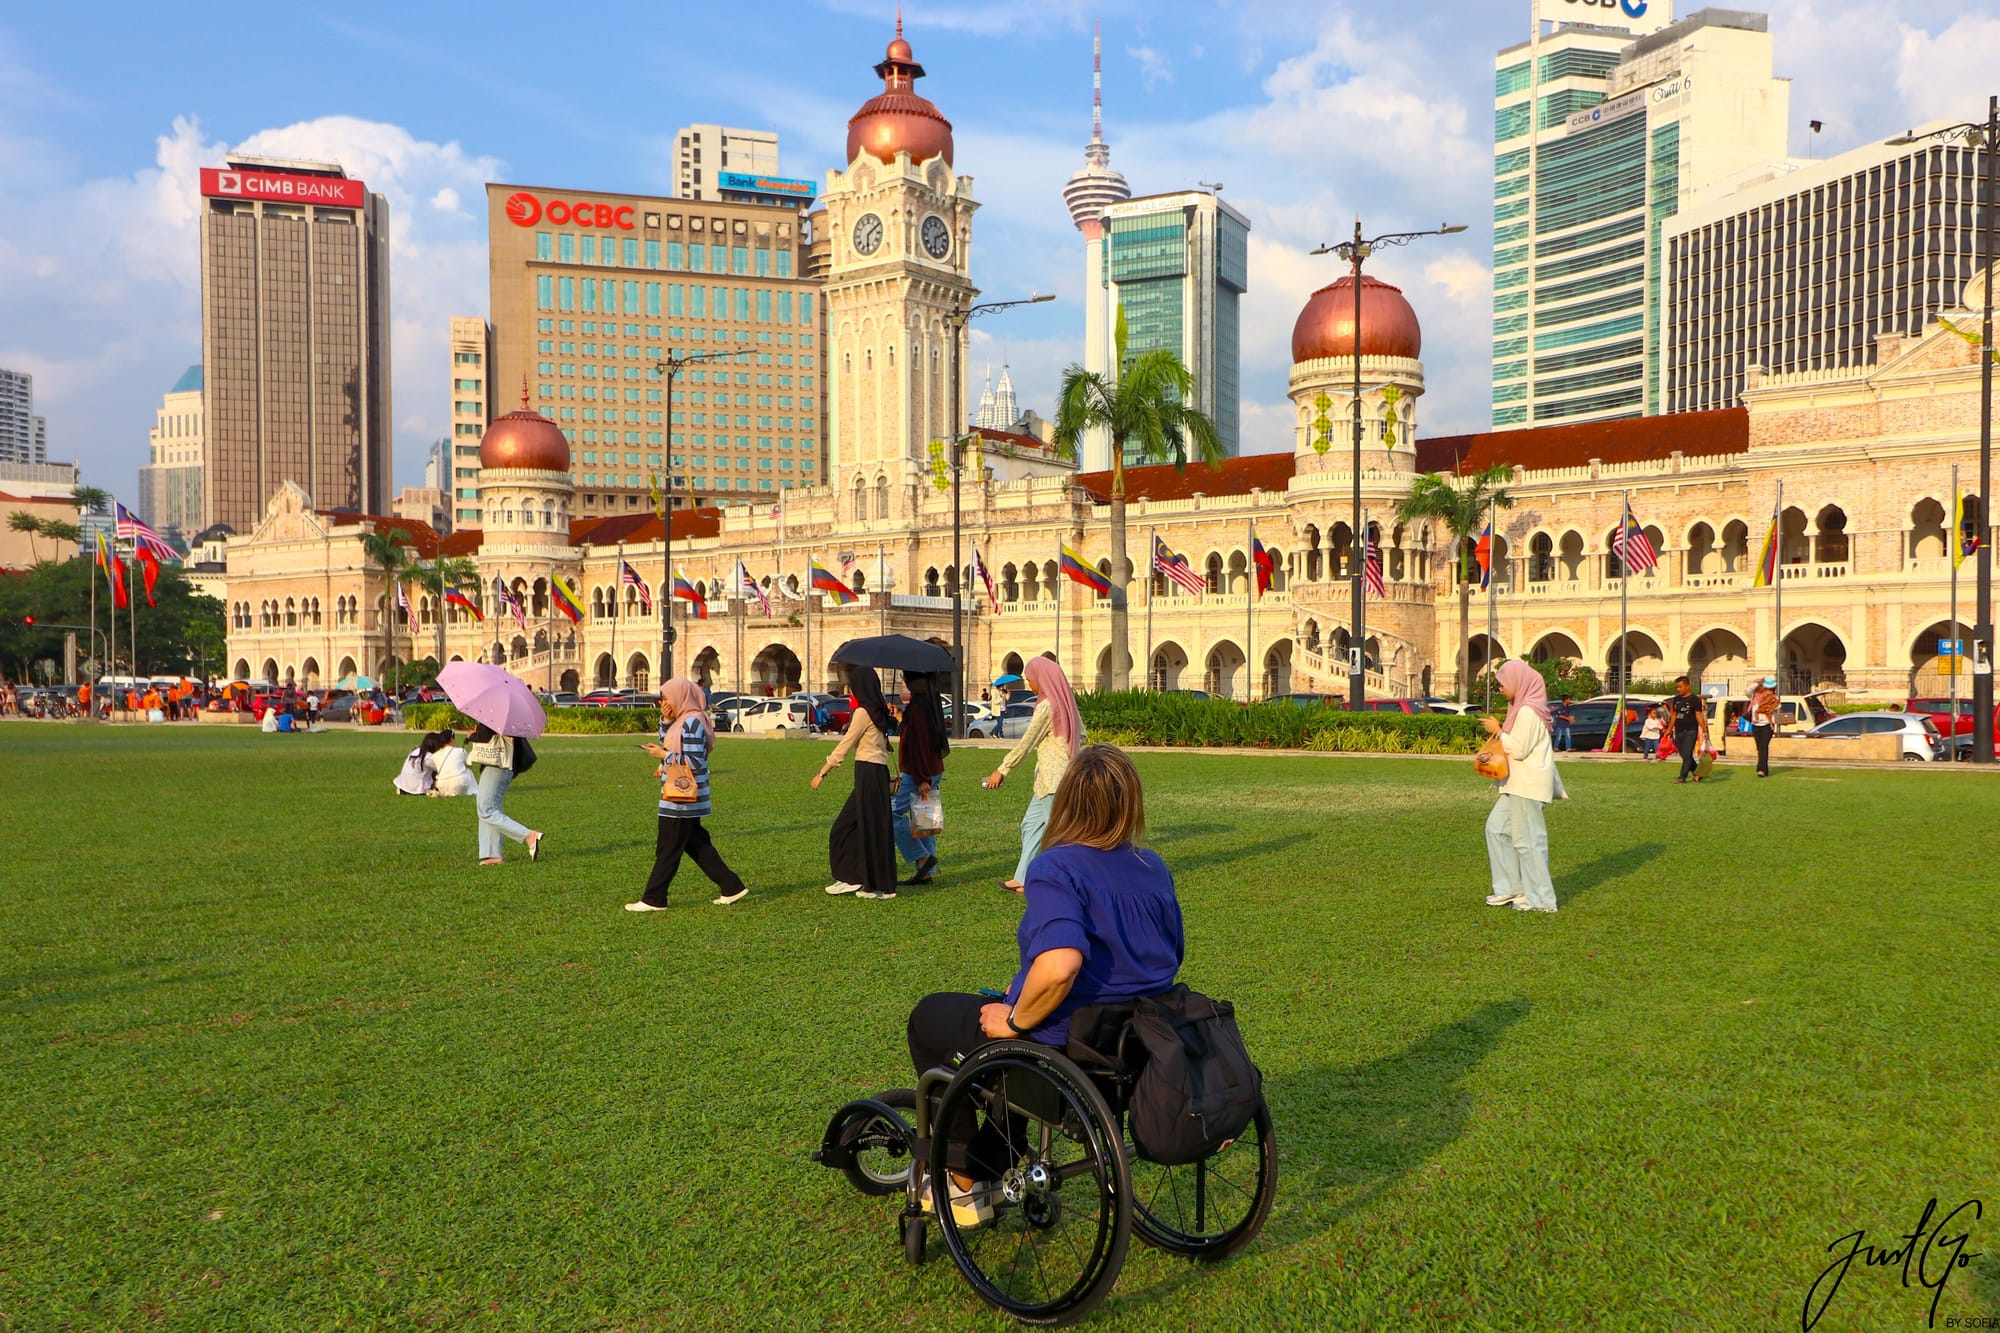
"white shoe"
624,900,668,912
1485,892,1526,907
711,889,749,906
856,889,897,900
918,1174,995,1227
824,881,863,895
1512,901,1557,913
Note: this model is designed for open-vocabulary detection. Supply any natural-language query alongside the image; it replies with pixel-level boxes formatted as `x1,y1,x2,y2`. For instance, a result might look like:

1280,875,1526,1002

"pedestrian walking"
305,691,321,727
982,655,1083,893
892,670,948,886
627,678,749,911
1663,676,1712,784
1640,706,1664,760
1482,659,1567,914
1551,695,1574,752
466,722,545,864
814,664,898,900
1747,676,1780,778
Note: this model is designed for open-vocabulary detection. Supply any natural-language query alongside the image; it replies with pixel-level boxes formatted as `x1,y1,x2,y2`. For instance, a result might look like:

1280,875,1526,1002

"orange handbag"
659,760,700,803
1474,735,1510,780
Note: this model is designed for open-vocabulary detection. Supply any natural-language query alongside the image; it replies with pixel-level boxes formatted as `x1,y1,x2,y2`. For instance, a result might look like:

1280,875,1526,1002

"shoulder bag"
659,758,700,803
1126,984,1264,1166
1474,734,1510,780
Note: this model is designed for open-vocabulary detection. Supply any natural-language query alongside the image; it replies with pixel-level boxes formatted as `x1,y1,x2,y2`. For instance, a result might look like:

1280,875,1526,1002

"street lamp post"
1310,221,1465,707
653,346,752,683
942,293,1055,737
1893,99,1997,763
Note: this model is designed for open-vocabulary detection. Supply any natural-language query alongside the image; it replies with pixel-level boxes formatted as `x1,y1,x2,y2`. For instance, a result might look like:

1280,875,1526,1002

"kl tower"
1061,24,1130,473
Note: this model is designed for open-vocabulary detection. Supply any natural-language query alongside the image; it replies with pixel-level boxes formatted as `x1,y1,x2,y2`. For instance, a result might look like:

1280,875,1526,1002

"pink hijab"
1496,659,1551,734
1024,656,1081,758
661,677,712,747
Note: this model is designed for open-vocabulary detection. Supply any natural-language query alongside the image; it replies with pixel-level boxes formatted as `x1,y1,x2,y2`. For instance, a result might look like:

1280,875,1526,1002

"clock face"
921,214,951,260
853,212,884,257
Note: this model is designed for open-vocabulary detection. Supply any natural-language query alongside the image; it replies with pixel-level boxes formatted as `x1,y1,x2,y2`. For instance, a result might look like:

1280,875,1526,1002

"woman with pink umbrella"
438,661,549,866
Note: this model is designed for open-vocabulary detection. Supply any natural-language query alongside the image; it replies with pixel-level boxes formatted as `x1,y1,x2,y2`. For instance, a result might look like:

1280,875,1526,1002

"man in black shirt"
1664,676,1710,783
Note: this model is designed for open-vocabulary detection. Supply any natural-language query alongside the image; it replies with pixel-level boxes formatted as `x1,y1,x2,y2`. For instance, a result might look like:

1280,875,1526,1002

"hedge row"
401,703,657,735
1076,691,1485,753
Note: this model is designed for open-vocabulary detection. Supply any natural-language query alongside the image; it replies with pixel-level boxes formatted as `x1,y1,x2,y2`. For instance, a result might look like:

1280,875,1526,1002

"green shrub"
1076,691,1483,753
402,704,656,735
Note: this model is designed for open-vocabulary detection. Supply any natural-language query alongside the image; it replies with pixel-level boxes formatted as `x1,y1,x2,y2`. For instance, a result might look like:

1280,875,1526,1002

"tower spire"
1092,22,1104,145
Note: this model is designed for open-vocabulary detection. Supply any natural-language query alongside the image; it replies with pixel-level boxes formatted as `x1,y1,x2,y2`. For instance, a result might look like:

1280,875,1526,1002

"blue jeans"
892,772,942,868
1552,721,1572,751
1014,793,1054,885
476,765,533,860
1485,794,1556,910
1641,737,1658,758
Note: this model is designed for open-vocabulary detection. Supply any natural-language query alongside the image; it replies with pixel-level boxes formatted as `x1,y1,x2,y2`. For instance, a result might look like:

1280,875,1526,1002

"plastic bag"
909,791,944,838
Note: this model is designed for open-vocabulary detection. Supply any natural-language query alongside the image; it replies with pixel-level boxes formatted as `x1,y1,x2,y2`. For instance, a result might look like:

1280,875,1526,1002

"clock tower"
821,20,979,516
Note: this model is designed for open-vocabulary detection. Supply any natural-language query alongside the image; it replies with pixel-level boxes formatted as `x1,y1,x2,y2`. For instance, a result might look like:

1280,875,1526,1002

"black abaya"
829,760,896,891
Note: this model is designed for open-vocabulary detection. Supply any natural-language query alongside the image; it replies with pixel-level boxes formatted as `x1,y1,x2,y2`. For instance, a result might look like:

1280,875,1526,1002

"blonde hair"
1041,744,1145,852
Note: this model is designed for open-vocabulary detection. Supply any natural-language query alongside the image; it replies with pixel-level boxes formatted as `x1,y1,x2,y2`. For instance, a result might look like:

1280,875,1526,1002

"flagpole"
1246,517,1256,702
88,534,99,709
1145,526,1155,693
612,541,624,689
127,540,138,685
805,552,813,696
1773,478,1784,692
1951,463,1961,738
106,542,117,708
1617,490,1629,754
546,560,555,694
1484,494,1498,713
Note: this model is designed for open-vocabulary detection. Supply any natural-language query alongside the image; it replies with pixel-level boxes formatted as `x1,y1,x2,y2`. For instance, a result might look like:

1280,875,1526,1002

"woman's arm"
813,713,868,788
994,703,1050,778
982,947,1085,1038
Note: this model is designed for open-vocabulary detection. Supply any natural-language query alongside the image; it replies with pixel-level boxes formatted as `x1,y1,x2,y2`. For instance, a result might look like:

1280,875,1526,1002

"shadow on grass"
1560,842,1665,904
1165,833,1316,876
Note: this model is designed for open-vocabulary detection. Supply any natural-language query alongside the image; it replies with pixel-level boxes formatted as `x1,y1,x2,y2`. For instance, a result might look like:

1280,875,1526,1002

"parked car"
1901,697,2000,758
712,697,761,731
1797,711,1945,762
320,694,362,723
946,699,997,727
1273,692,1342,709
792,692,853,731
1425,700,1475,715
969,699,1038,739
542,690,581,708
737,697,814,734
577,689,633,708
1348,697,1427,714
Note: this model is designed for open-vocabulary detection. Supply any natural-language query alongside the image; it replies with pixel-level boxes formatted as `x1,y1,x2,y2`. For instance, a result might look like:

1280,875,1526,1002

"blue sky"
2,1,1996,502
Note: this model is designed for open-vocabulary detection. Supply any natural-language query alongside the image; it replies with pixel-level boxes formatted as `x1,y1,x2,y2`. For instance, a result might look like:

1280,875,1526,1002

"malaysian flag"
398,582,416,626
736,559,773,616
619,559,654,611
970,545,1001,614
115,502,178,561
1614,509,1659,575
1363,526,1387,599
1153,536,1206,596
494,576,528,629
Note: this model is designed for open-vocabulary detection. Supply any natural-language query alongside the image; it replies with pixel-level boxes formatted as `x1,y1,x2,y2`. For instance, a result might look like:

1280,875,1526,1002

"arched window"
875,475,890,520
1815,505,1849,565
924,567,941,596
1528,533,1555,583
1002,563,1019,603
1204,552,1224,594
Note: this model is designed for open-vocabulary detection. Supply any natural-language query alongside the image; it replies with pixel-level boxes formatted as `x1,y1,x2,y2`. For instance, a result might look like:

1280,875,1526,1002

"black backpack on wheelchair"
1072,984,1263,1167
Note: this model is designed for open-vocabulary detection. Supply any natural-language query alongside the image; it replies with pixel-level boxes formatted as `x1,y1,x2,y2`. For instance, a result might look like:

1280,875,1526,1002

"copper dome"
1291,274,1423,363
846,23,954,166
479,398,571,473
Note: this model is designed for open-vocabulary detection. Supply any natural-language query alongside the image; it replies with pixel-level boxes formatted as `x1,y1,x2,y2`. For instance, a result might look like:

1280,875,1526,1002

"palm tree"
412,554,482,665
1053,310,1224,691
359,528,416,690
38,519,82,554
71,485,111,518
9,511,43,564
1395,464,1517,699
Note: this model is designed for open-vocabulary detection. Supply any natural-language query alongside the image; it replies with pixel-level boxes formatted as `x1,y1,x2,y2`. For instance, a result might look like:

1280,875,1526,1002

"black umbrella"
829,635,957,673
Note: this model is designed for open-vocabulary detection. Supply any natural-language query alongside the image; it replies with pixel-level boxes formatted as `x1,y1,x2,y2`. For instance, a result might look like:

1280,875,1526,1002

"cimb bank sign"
199,168,367,209
1536,0,1674,36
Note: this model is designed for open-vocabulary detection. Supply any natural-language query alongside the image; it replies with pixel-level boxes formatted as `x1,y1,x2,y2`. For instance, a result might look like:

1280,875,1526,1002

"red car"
1346,697,1428,714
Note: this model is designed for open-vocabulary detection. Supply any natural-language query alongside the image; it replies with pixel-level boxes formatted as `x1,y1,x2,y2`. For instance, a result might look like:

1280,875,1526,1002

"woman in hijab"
1747,675,1781,778
1480,659,1566,914
814,664,899,899
629,678,749,911
982,654,1084,892
892,670,950,886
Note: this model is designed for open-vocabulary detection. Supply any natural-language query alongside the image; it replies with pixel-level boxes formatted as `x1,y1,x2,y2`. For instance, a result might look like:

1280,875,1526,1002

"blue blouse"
657,716,712,818
1005,842,1183,1046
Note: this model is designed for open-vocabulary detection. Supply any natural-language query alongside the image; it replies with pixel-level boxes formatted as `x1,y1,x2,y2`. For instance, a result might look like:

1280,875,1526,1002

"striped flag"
444,589,485,622
494,576,528,629
115,502,178,561
549,576,584,624
1059,542,1111,595
619,559,653,611
736,559,773,616
1752,511,1780,588
970,545,1001,614
1475,522,1494,591
1153,536,1206,596
673,569,708,620
1363,527,1387,599
810,556,858,605
398,582,416,626
1251,536,1273,597
1613,509,1659,575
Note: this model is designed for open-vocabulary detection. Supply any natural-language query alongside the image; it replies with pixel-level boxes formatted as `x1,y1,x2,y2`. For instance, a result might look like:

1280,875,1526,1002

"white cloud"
809,0,1095,39
0,112,500,498
1128,45,1174,91
1896,14,2000,128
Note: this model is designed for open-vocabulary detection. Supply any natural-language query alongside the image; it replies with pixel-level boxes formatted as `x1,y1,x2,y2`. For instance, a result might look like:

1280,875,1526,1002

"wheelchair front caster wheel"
902,1213,927,1265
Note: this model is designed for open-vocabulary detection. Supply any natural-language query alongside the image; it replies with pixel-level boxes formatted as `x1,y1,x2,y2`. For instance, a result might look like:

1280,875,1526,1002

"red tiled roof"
974,426,1057,453
570,507,723,547
1074,452,1295,504
1414,408,1748,476
439,530,483,556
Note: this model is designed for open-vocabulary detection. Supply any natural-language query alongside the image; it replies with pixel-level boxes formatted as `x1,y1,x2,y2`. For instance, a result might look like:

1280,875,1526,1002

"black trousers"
1677,728,1702,780
907,991,1029,1177
1753,724,1773,775
641,815,745,906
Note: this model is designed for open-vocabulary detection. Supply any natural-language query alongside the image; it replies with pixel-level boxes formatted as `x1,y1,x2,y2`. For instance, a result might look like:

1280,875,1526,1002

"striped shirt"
658,715,712,818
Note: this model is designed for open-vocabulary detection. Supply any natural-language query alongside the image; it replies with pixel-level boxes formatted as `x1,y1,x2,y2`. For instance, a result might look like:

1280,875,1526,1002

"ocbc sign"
1562,0,1647,15
503,191,635,230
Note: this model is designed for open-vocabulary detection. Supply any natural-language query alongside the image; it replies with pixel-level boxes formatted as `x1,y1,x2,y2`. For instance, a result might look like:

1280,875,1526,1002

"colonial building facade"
219,26,1997,707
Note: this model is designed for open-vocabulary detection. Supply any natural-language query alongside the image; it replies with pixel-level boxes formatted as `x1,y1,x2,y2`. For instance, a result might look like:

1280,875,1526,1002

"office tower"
1665,129,1992,413
138,365,205,545
0,367,40,464
674,125,780,202
1490,4,1787,428
1101,190,1249,460
485,182,823,512
448,316,491,527
1062,24,1132,472
199,156,392,529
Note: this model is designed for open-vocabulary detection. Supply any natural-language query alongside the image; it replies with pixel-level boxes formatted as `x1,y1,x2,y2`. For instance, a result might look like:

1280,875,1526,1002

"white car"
967,700,1038,740
1799,711,1946,762
736,698,814,734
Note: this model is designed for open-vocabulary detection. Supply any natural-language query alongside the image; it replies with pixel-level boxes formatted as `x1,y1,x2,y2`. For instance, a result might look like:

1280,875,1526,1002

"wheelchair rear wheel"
930,1042,1132,1326
1129,1101,1276,1261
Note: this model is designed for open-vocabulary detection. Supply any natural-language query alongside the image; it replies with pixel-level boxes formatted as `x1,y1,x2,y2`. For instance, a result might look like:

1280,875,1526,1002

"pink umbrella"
437,661,548,739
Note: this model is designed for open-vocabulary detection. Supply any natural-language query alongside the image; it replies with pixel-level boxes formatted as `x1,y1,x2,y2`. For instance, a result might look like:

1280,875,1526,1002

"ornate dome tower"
477,387,575,559
1288,274,1427,474
846,16,954,167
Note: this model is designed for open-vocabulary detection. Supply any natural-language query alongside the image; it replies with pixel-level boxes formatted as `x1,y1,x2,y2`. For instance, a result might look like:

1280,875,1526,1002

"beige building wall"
448,316,491,528
674,125,780,201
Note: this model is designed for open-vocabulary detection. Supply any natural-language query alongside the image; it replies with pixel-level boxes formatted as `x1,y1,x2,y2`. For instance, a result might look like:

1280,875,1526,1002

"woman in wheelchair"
905,744,1182,1223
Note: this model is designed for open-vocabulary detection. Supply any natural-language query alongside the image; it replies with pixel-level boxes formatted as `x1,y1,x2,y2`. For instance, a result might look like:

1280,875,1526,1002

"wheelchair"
813,1002,1277,1326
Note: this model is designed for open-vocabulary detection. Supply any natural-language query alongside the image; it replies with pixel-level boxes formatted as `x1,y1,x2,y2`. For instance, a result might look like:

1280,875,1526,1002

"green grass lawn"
3,724,1996,1331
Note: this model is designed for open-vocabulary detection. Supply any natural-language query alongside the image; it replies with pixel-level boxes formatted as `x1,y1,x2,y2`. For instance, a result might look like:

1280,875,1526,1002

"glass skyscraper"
1490,5,1786,429
1102,190,1248,461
